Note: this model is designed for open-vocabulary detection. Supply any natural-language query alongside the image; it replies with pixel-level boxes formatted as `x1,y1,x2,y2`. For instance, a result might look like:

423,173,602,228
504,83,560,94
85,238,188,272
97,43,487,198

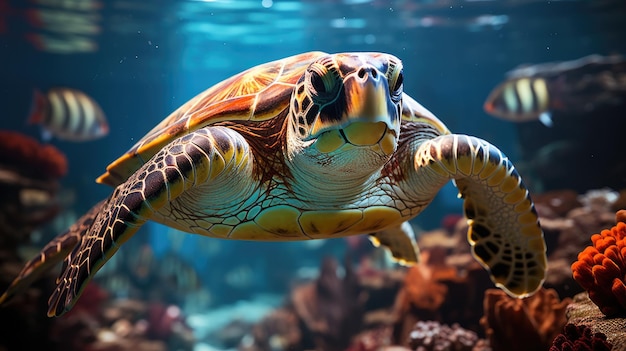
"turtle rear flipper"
414,134,547,298
370,221,420,265
0,199,106,307
48,127,252,316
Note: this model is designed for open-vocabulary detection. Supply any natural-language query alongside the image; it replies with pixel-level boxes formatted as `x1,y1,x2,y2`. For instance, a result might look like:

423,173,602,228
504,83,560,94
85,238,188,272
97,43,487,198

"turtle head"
287,52,403,174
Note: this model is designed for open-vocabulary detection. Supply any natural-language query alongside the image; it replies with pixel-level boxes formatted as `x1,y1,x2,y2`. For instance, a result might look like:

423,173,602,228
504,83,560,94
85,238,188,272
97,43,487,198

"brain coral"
571,221,626,316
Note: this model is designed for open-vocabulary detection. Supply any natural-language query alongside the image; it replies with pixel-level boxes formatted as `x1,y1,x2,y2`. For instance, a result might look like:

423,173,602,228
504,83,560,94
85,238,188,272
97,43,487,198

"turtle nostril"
357,66,378,80
357,68,366,79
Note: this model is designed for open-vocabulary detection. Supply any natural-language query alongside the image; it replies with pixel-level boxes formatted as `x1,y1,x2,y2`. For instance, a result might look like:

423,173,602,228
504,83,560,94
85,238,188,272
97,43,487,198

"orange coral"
571,221,626,316
391,248,464,345
480,288,571,351
616,209,626,224
393,249,459,316
0,130,67,179
402,251,457,311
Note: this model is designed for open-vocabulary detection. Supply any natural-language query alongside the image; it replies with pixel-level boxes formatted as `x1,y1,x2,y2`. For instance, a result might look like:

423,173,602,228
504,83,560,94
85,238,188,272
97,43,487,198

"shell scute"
98,51,327,187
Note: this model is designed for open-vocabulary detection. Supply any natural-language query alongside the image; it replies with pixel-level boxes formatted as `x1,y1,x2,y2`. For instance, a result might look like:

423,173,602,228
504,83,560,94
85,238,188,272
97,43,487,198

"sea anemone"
571,221,626,316
549,323,612,351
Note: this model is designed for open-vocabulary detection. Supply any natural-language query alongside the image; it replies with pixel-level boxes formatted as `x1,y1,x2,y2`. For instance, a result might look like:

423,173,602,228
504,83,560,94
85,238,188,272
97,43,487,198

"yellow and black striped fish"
484,54,626,127
28,88,109,141
483,77,554,126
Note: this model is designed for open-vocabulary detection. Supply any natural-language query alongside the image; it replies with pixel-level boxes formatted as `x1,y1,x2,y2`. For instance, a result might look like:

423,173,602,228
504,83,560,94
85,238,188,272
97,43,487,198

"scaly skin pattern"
411,134,547,297
0,200,105,303
0,52,547,317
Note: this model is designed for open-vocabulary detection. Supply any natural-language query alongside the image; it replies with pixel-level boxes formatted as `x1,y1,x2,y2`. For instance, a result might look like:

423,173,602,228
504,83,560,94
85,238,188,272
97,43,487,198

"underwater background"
1,0,626,350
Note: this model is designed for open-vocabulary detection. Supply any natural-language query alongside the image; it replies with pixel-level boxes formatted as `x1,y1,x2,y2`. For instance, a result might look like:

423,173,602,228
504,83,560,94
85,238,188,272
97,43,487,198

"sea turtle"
0,51,547,317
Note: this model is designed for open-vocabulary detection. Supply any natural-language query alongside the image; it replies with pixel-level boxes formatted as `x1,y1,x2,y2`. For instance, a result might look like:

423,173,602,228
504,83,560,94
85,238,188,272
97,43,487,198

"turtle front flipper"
370,221,420,265
0,199,106,306
414,134,547,298
48,127,252,316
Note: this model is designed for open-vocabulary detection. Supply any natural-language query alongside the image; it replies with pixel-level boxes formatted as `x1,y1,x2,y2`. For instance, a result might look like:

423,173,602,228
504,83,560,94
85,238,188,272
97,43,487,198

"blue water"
1,0,625,311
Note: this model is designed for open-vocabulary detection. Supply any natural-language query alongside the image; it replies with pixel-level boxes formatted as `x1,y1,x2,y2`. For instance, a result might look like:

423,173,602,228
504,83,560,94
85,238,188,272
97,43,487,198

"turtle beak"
310,65,400,140
344,66,395,124
312,66,401,156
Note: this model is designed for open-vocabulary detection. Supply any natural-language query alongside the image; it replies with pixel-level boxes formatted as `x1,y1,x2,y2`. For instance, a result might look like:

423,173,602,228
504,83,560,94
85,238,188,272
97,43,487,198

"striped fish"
483,77,554,126
484,54,626,127
28,88,109,141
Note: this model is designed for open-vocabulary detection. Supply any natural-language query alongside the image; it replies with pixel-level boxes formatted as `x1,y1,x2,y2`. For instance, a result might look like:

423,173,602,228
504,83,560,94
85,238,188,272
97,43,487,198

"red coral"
0,130,67,179
480,288,570,351
571,221,626,316
549,323,612,351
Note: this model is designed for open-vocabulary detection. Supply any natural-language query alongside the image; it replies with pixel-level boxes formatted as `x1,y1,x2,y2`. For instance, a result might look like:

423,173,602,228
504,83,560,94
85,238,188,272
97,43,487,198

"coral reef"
345,326,396,351
240,309,302,351
91,187,626,350
51,296,195,351
93,244,203,307
534,190,583,218
566,292,626,351
0,131,193,351
392,237,492,342
0,130,67,179
0,130,69,351
480,288,571,351
290,256,367,351
537,190,620,298
391,249,460,342
612,191,626,214
6,184,626,350
240,256,376,351
398,250,457,312
549,323,612,351
406,321,485,351
0,130,67,250
571,221,626,316
617,210,626,224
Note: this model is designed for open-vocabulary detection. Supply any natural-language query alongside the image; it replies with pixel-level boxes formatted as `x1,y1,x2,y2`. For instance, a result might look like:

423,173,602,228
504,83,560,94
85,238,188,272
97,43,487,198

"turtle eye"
307,63,340,101
387,63,404,102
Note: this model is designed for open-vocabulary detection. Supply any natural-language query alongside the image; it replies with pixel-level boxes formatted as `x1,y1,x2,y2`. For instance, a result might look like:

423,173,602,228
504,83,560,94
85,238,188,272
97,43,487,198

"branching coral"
549,324,612,351
571,221,626,316
480,288,571,351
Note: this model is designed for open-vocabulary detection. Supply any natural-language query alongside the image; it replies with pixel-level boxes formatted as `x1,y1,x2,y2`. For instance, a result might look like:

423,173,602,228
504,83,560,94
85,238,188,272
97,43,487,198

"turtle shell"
97,51,327,187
